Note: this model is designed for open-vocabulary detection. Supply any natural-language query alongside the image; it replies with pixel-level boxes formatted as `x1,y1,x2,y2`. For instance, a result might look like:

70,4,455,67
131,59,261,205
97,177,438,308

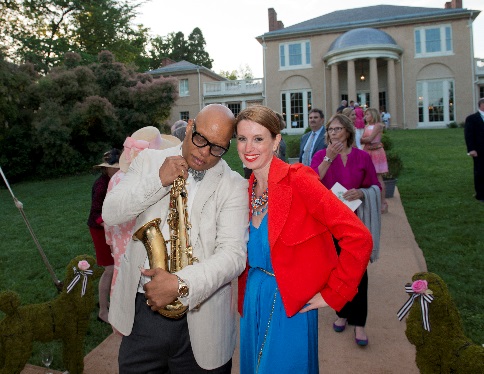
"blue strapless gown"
240,214,319,373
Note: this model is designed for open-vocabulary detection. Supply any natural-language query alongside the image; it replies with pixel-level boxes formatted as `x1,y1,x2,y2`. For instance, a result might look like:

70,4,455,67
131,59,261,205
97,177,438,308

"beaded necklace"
251,179,268,216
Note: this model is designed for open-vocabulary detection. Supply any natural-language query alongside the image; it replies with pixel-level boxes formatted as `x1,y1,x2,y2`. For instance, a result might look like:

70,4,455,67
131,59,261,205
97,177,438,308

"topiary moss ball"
0,255,103,374
405,272,484,373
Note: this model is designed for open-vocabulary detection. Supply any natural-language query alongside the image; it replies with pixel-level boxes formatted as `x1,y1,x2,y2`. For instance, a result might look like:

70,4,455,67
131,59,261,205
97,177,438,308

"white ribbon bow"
397,283,434,331
66,267,93,296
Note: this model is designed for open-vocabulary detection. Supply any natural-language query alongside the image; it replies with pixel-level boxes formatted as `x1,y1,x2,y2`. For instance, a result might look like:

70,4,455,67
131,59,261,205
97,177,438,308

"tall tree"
7,0,78,72
0,0,22,56
219,70,238,80
148,28,213,70
148,35,171,70
2,2,213,73
238,64,254,79
72,0,150,70
169,32,188,62
219,65,254,80
0,0,147,73
0,52,38,179
187,27,213,69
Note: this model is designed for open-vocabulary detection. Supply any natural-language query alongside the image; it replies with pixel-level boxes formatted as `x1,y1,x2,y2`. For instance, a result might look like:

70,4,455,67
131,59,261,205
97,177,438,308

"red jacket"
238,157,373,317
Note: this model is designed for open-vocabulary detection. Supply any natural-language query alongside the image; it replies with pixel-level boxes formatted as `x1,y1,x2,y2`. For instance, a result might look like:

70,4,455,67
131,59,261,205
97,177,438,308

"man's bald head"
198,104,235,136
182,104,235,171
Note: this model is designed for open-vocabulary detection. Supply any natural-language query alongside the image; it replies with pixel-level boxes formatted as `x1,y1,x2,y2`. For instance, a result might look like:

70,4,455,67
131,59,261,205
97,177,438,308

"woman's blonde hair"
342,107,355,120
365,107,381,125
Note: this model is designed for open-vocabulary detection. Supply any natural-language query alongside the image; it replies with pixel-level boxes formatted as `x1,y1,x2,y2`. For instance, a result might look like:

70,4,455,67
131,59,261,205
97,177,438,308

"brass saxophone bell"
133,176,196,319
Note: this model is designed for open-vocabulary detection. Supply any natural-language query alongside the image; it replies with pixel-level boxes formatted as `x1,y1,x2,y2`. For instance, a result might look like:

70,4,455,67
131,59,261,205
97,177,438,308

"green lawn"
388,128,483,344
0,128,482,370
0,172,113,370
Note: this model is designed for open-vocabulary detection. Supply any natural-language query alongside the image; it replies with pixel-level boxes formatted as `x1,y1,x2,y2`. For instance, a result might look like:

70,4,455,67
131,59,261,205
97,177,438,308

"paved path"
23,188,426,374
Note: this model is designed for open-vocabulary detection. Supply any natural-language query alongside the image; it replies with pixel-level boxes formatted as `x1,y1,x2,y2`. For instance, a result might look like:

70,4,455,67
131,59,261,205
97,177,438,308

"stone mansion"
148,1,483,132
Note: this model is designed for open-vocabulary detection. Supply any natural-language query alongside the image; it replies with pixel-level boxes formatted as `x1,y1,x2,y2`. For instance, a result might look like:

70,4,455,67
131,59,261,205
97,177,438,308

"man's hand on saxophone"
142,268,179,311
158,155,188,187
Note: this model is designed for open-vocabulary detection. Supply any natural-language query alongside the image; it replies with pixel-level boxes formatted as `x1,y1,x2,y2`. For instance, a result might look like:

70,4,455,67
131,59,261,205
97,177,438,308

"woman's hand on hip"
299,292,329,313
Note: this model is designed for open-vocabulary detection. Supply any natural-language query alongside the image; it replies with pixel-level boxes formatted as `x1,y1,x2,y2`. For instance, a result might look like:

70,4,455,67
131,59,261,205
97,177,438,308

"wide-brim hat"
93,149,121,169
94,162,120,169
119,127,181,172
161,134,182,145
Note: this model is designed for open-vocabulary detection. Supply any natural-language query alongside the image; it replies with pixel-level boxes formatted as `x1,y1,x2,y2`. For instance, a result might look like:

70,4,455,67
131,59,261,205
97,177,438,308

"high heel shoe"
354,327,368,346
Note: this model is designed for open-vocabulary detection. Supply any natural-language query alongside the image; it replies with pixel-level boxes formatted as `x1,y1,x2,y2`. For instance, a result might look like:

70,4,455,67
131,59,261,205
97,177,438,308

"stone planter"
384,178,397,198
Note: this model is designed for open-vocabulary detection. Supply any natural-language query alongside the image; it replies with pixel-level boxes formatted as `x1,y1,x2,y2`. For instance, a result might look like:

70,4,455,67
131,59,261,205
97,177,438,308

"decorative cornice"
257,8,478,43
325,44,403,64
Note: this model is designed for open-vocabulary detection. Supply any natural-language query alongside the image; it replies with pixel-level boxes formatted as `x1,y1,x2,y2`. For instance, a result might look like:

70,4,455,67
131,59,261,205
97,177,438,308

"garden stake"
0,166,63,292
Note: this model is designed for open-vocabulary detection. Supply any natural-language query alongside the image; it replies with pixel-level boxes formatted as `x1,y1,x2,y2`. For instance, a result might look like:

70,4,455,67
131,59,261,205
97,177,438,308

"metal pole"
0,167,63,292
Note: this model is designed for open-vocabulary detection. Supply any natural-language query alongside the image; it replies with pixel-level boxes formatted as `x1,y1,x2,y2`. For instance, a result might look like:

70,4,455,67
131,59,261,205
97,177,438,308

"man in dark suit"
336,100,348,113
464,98,484,202
299,108,326,166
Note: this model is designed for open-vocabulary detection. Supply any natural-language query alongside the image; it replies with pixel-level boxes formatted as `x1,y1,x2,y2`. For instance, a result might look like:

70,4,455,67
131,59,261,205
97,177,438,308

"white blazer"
103,145,248,370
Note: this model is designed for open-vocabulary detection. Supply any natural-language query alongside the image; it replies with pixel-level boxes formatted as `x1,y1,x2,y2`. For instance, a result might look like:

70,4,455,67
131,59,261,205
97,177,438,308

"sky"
135,0,484,77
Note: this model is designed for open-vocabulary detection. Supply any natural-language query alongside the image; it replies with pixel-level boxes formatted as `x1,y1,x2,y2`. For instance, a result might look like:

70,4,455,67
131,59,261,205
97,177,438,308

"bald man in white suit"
103,104,248,373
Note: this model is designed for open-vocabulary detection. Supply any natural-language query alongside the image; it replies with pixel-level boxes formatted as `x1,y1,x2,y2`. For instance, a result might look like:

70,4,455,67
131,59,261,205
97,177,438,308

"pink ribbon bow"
123,135,162,163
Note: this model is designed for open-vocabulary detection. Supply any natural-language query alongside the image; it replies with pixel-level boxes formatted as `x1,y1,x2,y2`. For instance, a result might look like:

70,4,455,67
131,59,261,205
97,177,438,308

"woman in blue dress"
235,106,373,374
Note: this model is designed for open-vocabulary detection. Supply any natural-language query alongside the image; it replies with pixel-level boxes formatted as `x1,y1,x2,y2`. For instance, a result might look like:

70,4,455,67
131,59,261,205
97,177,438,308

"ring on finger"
146,300,151,306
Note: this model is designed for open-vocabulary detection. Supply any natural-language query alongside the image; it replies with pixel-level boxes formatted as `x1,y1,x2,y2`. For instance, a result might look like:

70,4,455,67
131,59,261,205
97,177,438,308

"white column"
370,58,379,110
331,63,339,115
347,60,356,105
387,59,397,128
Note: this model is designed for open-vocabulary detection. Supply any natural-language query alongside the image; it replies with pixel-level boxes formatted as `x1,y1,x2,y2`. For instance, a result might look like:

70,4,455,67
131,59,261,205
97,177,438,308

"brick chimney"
268,8,284,31
445,0,462,9
161,58,176,67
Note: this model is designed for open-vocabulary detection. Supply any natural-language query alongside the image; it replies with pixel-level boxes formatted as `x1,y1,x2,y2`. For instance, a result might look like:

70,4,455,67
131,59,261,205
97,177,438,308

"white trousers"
355,128,365,150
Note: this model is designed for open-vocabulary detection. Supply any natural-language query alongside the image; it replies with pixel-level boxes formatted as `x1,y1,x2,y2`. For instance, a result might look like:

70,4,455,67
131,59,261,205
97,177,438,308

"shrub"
446,121,465,129
287,138,300,158
384,151,403,180
381,131,393,151
1,51,178,181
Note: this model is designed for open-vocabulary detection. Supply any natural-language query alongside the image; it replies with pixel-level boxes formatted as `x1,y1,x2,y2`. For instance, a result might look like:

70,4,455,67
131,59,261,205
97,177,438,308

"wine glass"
40,348,53,374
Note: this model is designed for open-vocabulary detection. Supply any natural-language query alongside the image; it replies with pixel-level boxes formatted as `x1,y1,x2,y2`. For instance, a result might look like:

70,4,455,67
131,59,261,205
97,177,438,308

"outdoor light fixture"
359,60,366,82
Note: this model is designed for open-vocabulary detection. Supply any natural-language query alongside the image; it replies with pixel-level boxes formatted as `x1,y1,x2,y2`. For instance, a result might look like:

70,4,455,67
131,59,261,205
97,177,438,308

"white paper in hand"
330,182,362,212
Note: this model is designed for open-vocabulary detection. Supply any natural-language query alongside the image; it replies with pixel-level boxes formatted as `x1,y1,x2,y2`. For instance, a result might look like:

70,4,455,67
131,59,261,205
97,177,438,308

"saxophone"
133,176,197,319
